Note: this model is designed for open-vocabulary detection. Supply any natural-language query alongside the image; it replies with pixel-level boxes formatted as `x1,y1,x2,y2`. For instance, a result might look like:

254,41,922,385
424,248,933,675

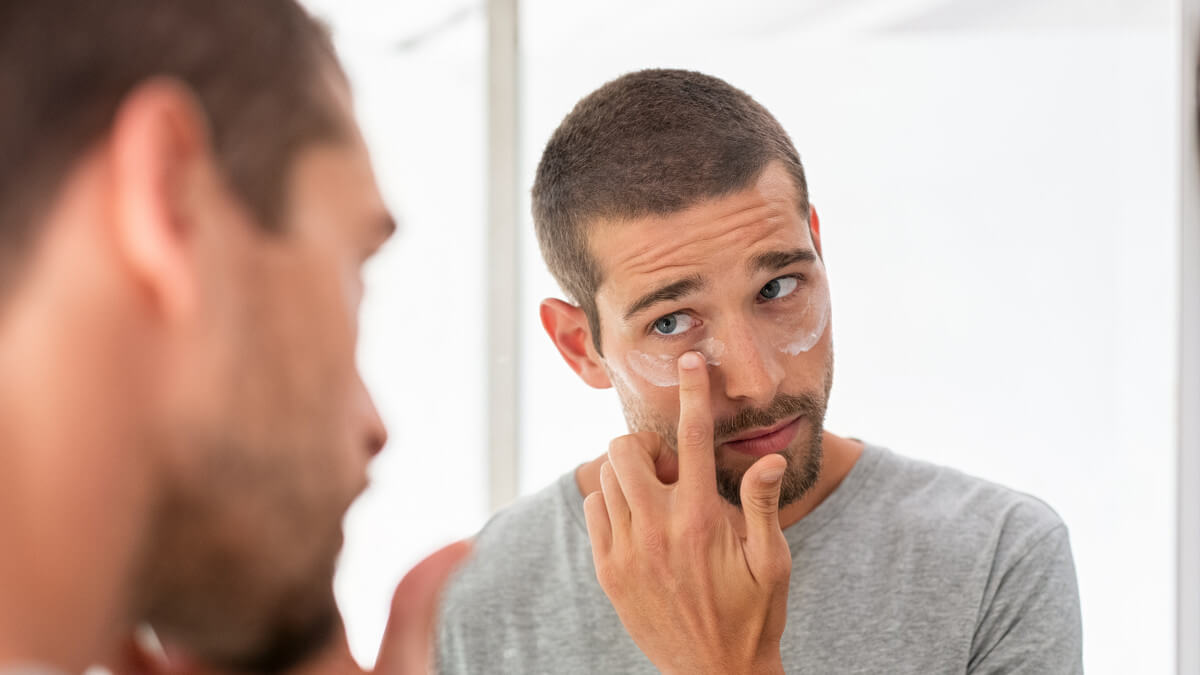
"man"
0,2,466,673
437,69,1082,673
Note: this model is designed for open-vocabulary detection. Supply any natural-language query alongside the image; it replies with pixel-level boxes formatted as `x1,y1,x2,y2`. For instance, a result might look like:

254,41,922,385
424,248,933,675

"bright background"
302,1,1182,672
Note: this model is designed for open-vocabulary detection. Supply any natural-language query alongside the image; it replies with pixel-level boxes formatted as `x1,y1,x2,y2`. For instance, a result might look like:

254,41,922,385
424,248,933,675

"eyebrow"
747,248,817,274
623,274,707,322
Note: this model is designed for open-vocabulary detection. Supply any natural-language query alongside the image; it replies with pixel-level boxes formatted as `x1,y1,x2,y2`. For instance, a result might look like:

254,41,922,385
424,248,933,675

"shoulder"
837,445,1072,589
867,446,1066,550
438,471,588,619
454,474,581,581
855,446,1078,611
436,472,599,671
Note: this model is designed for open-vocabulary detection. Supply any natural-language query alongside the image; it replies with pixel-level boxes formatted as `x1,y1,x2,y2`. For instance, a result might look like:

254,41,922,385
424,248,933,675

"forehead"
589,162,810,307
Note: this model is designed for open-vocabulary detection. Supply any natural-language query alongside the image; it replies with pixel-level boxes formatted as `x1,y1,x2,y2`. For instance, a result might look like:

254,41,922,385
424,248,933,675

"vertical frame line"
486,0,521,513
1179,1,1200,672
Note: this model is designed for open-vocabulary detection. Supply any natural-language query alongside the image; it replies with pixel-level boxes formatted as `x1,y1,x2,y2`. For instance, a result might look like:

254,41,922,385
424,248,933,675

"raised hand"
583,351,791,675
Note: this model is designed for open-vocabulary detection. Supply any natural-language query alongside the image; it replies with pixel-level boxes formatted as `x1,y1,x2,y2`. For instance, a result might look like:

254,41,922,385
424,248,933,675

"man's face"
590,162,833,508
141,84,394,670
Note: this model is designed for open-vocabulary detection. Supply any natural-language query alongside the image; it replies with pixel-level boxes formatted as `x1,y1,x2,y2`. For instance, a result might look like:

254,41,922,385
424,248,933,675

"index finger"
676,350,716,498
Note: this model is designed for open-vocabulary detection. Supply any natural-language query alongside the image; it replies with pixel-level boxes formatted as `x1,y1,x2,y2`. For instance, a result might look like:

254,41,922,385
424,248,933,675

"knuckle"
679,422,710,449
608,435,632,454
594,559,620,592
766,553,792,581
609,443,637,466
745,490,777,513
632,430,661,446
760,543,793,584
677,512,715,541
633,431,664,458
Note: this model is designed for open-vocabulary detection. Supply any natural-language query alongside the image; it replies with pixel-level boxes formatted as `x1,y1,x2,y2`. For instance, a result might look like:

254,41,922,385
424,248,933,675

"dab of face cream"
781,298,829,355
625,337,725,388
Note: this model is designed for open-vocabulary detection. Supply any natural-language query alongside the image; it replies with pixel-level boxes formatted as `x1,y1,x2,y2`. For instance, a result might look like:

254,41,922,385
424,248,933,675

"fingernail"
679,351,704,370
760,468,784,483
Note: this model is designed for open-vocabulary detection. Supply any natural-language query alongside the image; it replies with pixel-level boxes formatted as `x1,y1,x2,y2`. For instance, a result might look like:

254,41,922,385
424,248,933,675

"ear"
540,298,612,389
108,77,214,321
809,204,823,258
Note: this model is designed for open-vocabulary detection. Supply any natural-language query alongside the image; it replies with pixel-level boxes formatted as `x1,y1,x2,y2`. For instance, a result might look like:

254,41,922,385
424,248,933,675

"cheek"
289,251,360,358
620,337,727,388
605,352,671,407
259,254,360,435
625,350,680,387
774,287,830,356
607,362,679,427
765,268,832,357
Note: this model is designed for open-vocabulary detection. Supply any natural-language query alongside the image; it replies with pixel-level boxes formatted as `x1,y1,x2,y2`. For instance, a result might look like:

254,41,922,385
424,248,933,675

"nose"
713,319,784,409
354,373,388,458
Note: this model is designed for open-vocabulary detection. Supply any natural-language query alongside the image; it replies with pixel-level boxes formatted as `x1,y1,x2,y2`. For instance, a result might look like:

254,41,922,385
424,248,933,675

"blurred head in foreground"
0,1,393,670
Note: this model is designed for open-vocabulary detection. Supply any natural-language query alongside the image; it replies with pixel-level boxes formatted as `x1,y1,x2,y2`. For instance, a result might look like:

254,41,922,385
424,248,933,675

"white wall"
517,2,1178,672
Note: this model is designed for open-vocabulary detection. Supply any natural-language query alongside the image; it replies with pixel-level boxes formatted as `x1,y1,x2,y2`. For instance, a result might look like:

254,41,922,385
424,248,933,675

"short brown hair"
0,0,345,294
532,69,810,353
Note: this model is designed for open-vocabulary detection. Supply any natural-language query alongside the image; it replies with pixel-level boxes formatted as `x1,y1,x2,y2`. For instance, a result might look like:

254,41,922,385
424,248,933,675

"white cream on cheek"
622,336,726,388
779,290,830,355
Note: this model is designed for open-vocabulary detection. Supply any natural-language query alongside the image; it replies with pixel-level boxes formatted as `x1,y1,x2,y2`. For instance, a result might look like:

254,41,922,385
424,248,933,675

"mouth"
720,414,803,458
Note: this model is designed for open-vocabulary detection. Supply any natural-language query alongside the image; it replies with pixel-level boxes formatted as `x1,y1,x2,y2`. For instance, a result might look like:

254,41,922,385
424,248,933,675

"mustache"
713,392,825,443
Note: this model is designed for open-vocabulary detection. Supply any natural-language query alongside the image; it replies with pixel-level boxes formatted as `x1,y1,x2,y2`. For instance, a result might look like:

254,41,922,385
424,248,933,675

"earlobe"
540,298,612,389
108,78,212,321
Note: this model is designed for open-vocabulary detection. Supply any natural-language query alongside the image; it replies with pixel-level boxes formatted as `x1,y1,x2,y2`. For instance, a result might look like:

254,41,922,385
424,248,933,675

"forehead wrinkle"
604,201,790,282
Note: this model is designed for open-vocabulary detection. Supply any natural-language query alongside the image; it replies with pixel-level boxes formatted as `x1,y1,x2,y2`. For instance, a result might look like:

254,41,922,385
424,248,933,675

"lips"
720,414,803,458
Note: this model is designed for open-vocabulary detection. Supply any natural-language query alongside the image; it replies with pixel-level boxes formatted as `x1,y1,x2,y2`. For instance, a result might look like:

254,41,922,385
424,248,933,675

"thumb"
374,539,473,674
739,454,787,562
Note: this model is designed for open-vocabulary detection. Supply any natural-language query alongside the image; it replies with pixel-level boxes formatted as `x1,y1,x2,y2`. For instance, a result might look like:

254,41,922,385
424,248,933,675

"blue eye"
760,276,799,300
652,312,694,336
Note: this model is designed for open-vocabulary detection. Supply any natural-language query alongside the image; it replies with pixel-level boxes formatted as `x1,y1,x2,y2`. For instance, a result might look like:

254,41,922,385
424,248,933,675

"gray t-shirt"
437,444,1082,674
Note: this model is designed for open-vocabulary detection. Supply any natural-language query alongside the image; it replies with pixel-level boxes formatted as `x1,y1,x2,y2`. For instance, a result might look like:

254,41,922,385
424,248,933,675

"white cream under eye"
620,336,726,389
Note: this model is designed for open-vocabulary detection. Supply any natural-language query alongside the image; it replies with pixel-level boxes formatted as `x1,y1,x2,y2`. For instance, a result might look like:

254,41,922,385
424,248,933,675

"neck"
0,219,156,671
774,432,863,529
575,430,864,531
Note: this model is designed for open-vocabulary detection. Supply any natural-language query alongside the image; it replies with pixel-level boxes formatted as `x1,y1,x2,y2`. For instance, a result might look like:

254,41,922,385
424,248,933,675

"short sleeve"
968,525,1083,674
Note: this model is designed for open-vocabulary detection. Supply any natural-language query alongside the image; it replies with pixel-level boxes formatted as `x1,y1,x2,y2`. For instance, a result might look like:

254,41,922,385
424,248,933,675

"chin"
715,432,823,509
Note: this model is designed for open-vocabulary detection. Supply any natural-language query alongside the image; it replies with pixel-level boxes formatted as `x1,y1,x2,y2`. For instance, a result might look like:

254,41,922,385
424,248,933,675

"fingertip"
431,538,474,568
754,454,787,485
678,351,704,371
444,538,474,564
